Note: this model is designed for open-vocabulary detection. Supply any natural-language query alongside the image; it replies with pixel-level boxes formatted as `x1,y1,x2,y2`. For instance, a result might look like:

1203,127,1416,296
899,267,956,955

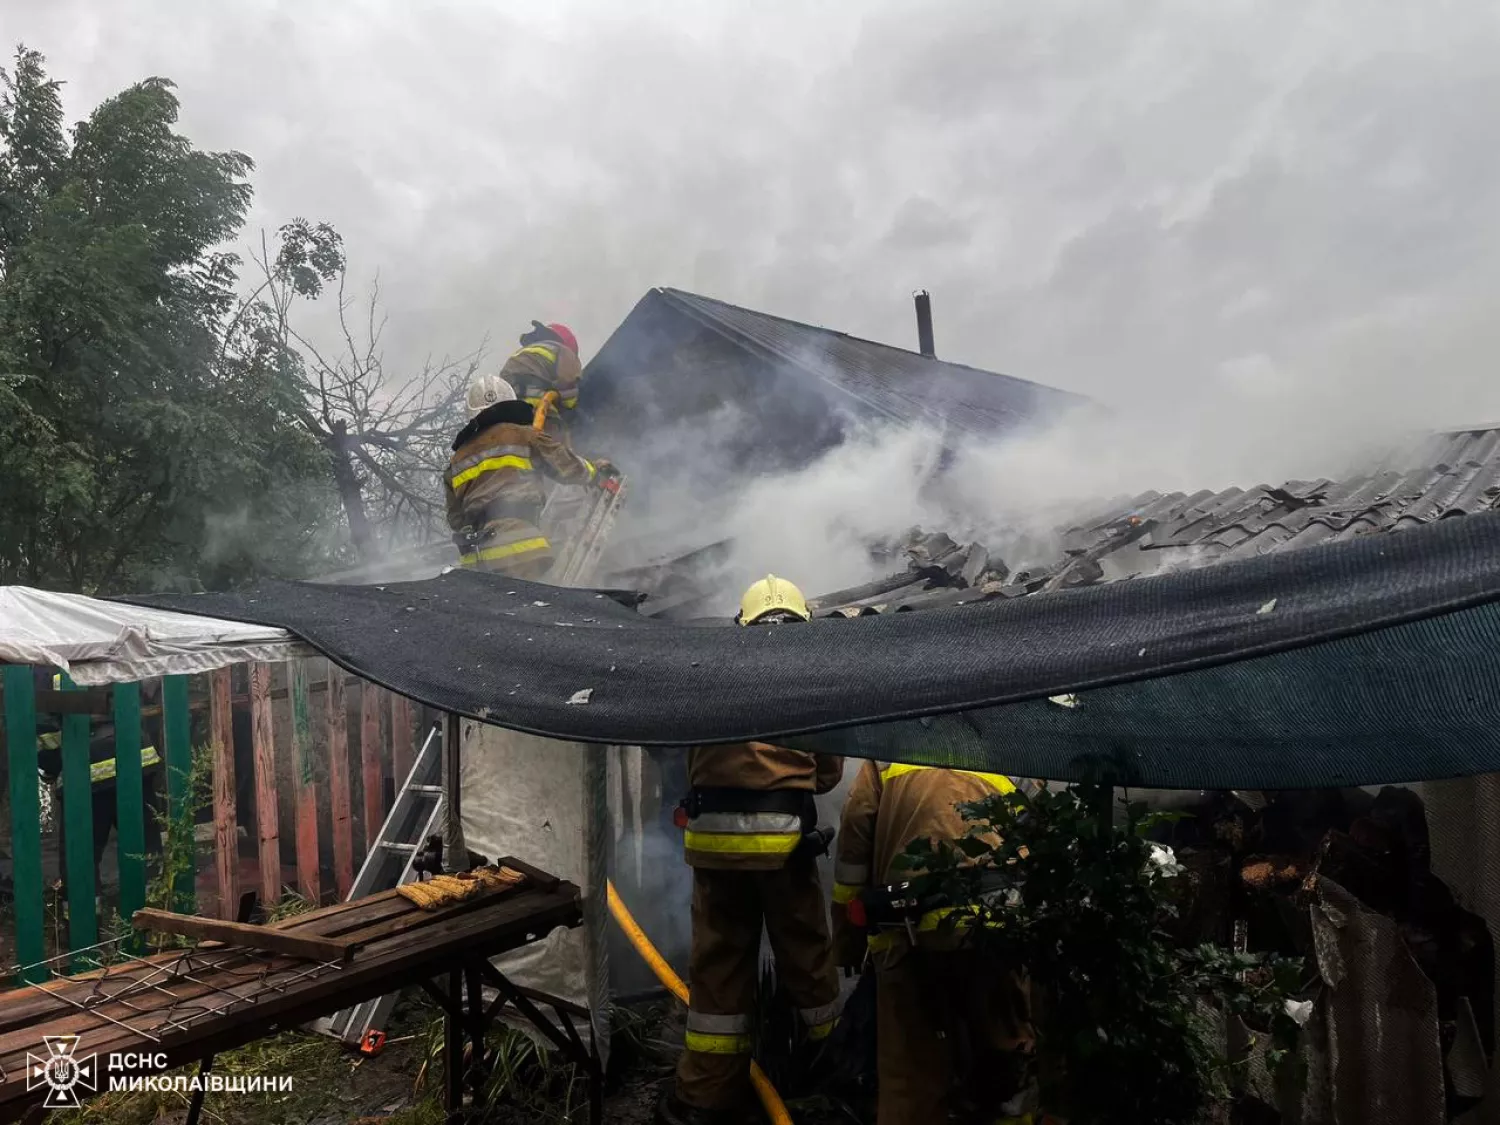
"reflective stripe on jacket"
499,342,583,436
456,518,552,569
53,744,162,788
683,743,844,871
444,401,595,560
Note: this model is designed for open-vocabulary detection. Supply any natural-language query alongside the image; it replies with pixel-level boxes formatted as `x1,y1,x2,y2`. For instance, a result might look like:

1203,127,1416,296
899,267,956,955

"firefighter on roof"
656,576,844,1125
496,320,583,438
444,375,613,579
834,761,1038,1125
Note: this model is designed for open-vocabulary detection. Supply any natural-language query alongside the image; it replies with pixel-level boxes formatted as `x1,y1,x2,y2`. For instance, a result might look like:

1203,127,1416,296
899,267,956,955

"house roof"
604,287,1087,437
810,426,1500,616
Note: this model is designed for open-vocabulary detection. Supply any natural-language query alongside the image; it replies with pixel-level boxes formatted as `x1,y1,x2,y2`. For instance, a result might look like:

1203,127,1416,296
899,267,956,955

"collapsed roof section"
623,426,1500,620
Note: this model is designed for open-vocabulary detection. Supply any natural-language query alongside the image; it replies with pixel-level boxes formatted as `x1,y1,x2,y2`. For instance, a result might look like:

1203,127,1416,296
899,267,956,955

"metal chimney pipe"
914,290,935,357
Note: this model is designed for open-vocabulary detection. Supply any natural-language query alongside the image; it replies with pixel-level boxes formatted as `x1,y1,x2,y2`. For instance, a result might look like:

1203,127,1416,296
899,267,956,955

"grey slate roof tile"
810,425,1500,616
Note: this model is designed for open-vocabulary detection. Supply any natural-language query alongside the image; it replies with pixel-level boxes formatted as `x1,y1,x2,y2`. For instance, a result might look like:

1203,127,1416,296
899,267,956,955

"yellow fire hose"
532,390,560,431
606,880,794,1125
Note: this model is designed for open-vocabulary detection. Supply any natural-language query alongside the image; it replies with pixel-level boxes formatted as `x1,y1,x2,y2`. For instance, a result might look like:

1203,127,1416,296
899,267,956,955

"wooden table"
0,858,590,1124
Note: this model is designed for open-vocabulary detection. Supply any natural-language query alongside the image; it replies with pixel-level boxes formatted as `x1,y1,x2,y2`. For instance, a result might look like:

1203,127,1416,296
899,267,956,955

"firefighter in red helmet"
496,320,584,439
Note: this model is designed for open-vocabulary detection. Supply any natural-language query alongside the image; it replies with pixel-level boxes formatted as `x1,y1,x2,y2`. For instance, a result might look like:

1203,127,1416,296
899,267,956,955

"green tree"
0,46,338,592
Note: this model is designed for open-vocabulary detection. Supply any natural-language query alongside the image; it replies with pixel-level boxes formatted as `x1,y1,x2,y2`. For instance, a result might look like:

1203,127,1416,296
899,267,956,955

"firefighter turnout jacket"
671,742,845,1115
833,761,1016,960
833,762,1037,1125
444,400,597,575
683,742,844,869
498,339,582,436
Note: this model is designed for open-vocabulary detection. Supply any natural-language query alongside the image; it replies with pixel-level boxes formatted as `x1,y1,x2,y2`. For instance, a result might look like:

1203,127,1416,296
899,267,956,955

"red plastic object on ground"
360,1030,386,1056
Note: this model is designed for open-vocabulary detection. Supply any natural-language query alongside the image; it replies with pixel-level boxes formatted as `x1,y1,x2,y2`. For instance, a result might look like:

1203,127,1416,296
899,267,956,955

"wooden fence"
1,660,422,984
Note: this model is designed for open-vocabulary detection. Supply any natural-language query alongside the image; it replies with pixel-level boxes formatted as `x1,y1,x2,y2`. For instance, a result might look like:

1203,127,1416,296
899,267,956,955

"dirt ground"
38,988,870,1125
42,993,684,1125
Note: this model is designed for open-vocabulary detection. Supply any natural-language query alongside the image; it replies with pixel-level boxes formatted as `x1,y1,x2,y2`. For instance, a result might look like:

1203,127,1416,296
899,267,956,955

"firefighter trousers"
674,862,841,1110
875,947,1033,1125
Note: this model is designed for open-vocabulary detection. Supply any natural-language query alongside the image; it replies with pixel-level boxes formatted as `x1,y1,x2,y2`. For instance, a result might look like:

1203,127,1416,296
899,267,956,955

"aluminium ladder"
547,474,628,588
314,722,444,1048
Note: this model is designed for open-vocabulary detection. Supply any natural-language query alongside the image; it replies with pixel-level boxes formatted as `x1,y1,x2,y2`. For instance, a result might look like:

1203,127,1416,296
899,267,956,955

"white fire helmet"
466,374,517,418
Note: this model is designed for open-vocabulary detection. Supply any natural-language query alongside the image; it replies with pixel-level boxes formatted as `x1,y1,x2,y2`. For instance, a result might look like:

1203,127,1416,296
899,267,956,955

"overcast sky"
12,0,1500,491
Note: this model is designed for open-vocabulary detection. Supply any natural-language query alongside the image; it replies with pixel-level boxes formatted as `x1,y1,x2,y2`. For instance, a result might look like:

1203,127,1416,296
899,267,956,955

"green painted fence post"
162,675,195,914
113,681,147,937
3,666,47,983
58,674,98,968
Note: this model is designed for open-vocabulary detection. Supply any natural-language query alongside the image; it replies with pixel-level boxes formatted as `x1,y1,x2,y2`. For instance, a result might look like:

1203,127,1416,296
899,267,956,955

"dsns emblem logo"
27,1034,98,1107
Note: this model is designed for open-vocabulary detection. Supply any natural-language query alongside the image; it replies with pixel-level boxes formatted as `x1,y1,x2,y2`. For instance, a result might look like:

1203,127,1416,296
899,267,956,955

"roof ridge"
655,286,1083,399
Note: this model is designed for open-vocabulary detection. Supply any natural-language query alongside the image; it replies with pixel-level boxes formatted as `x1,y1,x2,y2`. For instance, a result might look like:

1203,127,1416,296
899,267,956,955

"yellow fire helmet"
737,574,810,625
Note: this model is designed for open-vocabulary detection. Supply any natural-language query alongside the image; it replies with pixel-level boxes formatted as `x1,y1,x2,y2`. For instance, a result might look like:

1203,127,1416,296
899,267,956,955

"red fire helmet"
546,322,579,355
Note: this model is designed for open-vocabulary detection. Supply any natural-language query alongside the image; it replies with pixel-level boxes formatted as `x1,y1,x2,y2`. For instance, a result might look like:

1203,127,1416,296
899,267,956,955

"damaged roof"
592,287,1087,437
808,426,1500,616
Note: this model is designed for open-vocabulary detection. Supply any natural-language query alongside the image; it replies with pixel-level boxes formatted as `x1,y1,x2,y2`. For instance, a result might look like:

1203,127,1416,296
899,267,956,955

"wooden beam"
209,668,239,920
360,683,386,857
249,664,281,907
130,908,355,963
390,693,414,789
327,671,354,900
290,661,320,904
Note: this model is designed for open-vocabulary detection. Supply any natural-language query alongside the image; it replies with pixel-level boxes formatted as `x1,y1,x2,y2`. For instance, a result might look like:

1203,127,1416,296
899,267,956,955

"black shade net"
123,507,1500,790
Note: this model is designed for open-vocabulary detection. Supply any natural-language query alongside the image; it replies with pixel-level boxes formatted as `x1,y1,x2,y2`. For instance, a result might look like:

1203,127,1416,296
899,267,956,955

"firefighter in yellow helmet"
656,576,844,1125
834,762,1038,1124
443,374,613,578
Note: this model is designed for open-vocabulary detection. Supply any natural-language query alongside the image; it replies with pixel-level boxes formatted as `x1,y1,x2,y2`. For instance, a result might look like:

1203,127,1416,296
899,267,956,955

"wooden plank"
330,882,530,948
360,683,385,858
0,948,286,1052
208,668,239,920
0,883,582,1084
112,682,148,932
0,943,274,1038
327,671,354,900
3,667,46,983
161,675,195,913
290,661,320,904
58,674,98,968
248,663,281,906
0,882,578,1061
390,692,413,788
130,908,356,963
270,887,402,932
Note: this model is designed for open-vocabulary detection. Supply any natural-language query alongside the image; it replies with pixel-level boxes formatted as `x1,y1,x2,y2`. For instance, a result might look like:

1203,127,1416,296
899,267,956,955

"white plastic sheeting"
458,722,611,1065
0,586,308,684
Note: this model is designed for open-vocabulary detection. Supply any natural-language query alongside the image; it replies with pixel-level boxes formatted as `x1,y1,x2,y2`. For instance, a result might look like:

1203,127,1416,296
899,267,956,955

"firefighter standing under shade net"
443,375,614,578
833,761,1037,1125
657,576,844,1125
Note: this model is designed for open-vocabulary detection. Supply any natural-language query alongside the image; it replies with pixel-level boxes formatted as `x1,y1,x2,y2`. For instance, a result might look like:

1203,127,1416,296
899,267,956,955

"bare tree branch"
234,226,483,559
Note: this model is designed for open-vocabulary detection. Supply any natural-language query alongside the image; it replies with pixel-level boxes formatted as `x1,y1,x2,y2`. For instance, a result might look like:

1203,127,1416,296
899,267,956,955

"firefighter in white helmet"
657,576,844,1125
443,374,614,578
